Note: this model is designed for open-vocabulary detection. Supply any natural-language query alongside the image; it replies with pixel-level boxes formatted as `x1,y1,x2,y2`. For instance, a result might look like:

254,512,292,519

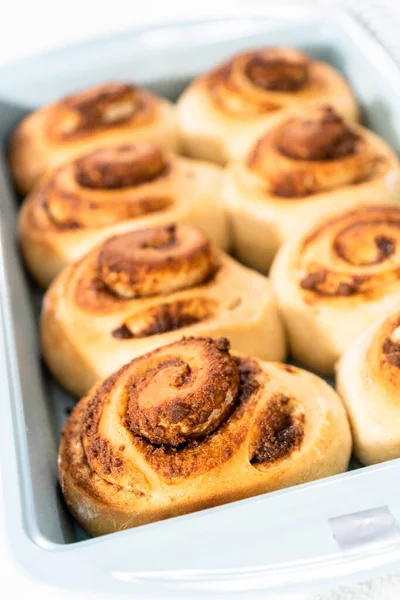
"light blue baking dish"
1,8,400,598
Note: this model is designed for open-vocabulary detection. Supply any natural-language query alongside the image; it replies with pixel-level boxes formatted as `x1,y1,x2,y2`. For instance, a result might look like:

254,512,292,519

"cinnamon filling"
45,192,171,230
75,143,167,189
244,48,310,92
112,297,216,339
66,343,300,491
276,106,358,160
381,319,400,369
44,142,171,229
382,337,400,368
334,223,397,266
98,224,216,299
247,105,379,199
125,337,240,446
300,270,366,296
206,48,312,117
54,82,141,138
299,207,400,298
250,395,304,464
234,356,261,404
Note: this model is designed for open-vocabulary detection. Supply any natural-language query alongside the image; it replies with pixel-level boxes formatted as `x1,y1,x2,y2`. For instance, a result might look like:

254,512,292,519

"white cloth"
0,1,400,598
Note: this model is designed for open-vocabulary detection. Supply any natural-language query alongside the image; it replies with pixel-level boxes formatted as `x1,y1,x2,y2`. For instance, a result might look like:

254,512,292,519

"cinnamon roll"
271,204,400,374
59,336,351,536
176,48,358,164
9,82,179,195
41,224,286,397
337,311,400,465
18,142,229,287
223,106,400,272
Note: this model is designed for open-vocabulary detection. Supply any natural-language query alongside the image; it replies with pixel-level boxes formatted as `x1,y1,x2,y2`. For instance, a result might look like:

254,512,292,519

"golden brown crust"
37,144,172,231
41,224,286,397
59,337,351,536
18,144,229,287
45,83,154,141
222,106,400,272
177,47,359,164
97,225,215,298
247,106,380,198
9,82,180,195
206,48,313,117
74,143,167,189
273,106,357,160
126,337,240,446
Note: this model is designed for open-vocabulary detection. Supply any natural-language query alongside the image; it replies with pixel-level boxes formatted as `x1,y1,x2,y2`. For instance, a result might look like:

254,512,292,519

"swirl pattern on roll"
9,81,179,194
74,224,217,314
46,83,155,140
271,204,400,374
247,106,382,198
98,224,215,299
59,336,351,535
206,48,313,117
222,105,400,273
337,310,400,465
42,143,171,229
41,223,286,397
176,47,358,163
298,206,400,300
18,142,228,287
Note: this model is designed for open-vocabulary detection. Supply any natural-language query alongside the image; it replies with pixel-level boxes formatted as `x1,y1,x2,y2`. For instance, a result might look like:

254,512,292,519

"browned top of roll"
274,106,358,160
297,205,400,301
126,337,240,446
47,82,155,141
62,337,305,494
247,106,381,198
200,47,346,120
27,142,172,230
205,48,311,117
96,224,216,299
241,48,310,92
69,223,216,309
75,143,167,189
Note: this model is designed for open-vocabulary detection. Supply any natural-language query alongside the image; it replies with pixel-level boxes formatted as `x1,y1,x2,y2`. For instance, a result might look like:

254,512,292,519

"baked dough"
59,336,351,536
270,204,400,374
19,142,229,287
223,106,400,272
41,224,286,396
177,48,358,164
9,81,180,194
337,310,400,465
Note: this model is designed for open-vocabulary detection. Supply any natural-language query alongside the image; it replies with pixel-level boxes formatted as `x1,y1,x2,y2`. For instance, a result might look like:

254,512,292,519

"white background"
1,0,400,598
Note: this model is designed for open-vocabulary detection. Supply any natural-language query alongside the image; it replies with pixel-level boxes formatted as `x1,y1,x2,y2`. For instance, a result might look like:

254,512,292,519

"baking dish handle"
82,463,400,596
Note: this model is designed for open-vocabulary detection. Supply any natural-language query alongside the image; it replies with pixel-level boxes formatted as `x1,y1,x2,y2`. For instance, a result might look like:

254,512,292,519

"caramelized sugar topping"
250,395,304,464
126,337,240,446
98,224,216,298
55,82,142,137
244,48,310,92
276,106,358,161
75,143,167,189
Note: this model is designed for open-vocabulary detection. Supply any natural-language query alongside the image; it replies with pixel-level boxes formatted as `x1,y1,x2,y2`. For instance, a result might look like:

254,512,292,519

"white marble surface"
1,1,400,598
